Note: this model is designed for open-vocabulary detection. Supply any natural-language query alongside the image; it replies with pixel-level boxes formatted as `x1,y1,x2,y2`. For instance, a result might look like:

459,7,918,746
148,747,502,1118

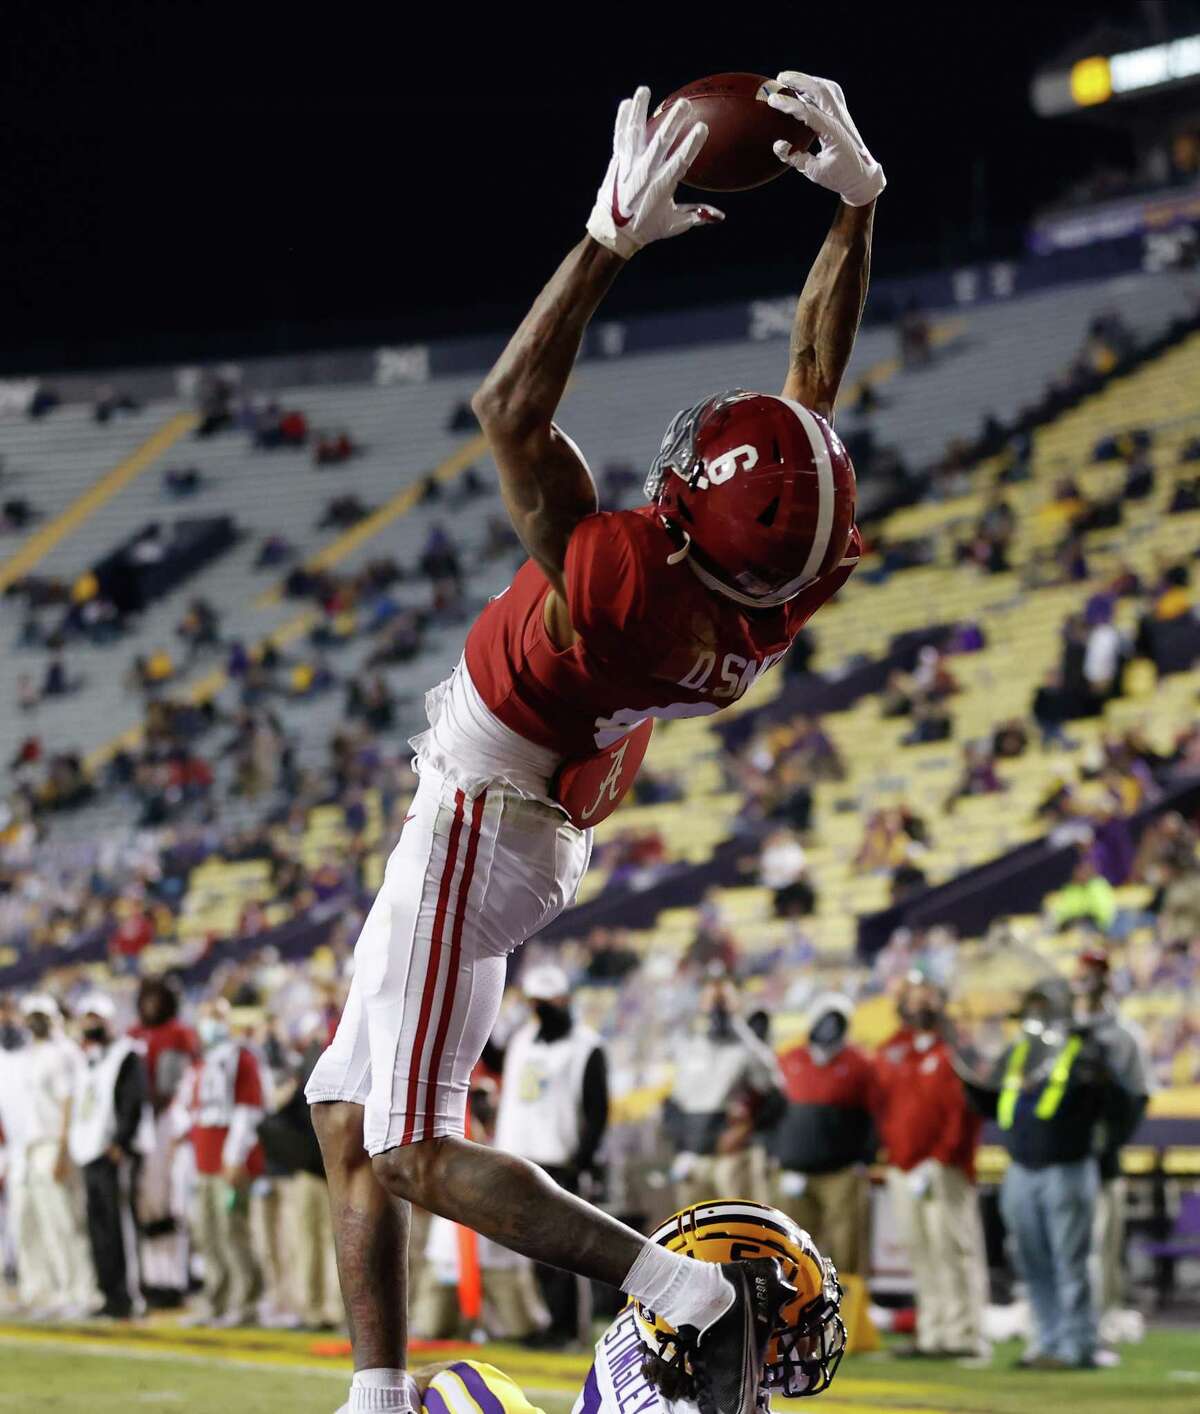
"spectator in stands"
773,993,875,1276
962,977,1143,1370
1031,668,1076,749
960,490,1015,574
174,998,265,1327
195,374,235,438
164,466,203,497
446,398,476,432
664,976,783,1208
945,740,1005,812
874,972,986,1359
1168,471,1200,513
28,382,61,419
93,386,140,424
255,533,294,567
758,828,816,918
898,300,932,368
1,496,37,531
177,597,220,660
578,928,639,986
992,718,1029,759
41,657,70,698
1083,601,1124,704
317,493,370,529
1048,851,1118,934
493,964,609,1350
900,694,952,745
17,672,40,711
313,428,359,465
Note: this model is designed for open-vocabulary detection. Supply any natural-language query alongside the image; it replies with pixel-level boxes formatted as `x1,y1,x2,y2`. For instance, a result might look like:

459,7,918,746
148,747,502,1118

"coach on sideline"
773,992,875,1276
68,993,153,1320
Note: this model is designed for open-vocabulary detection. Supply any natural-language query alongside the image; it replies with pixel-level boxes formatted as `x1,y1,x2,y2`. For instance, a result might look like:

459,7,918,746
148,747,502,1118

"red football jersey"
465,506,859,758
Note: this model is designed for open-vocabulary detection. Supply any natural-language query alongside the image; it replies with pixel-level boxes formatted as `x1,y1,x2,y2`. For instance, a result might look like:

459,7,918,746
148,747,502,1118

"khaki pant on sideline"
674,1146,772,1210
411,1262,545,1341
886,1163,987,1354
193,1172,263,1320
11,1142,96,1311
774,1166,870,1276
286,1171,342,1326
1092,1176,1126,1315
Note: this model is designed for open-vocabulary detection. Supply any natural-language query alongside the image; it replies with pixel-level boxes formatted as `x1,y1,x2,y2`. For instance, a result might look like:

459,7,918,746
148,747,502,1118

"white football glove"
767,71,885,207
587,87,724,260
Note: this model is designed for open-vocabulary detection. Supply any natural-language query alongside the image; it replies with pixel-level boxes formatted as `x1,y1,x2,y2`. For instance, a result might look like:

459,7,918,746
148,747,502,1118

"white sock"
349,1369,416,1413
622,1240,735,1334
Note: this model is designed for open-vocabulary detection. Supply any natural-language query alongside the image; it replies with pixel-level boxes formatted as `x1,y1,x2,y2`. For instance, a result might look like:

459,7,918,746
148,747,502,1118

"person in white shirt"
68,993,153,1319
2,996,97,1316
493,963,608,1348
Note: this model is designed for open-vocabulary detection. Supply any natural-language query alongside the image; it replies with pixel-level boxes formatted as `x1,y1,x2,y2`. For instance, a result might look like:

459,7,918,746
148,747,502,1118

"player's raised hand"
587,87,724,259
767,72,885,207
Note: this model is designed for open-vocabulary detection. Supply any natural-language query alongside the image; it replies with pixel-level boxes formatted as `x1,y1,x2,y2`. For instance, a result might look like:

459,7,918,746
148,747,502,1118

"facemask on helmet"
645,390,857,609
633,1199,846,1399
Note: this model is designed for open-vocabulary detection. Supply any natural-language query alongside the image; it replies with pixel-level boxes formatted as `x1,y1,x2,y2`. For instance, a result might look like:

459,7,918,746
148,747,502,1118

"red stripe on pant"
421,790,487,1140
400,790,466,1145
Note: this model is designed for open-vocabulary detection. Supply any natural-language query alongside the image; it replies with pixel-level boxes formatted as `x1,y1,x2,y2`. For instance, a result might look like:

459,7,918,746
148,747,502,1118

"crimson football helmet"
645,389,856,608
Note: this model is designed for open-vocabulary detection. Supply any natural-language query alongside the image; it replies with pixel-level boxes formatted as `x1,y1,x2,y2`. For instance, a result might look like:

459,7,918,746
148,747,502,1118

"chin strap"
665,530,692,566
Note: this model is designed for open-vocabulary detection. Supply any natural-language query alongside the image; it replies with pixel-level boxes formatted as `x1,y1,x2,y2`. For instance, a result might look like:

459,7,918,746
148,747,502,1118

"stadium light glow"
1111,34,1200,92
1036,32,1200,115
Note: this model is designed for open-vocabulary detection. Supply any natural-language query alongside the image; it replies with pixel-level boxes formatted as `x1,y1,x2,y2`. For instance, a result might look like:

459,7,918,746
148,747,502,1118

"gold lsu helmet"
633,1199,846,1399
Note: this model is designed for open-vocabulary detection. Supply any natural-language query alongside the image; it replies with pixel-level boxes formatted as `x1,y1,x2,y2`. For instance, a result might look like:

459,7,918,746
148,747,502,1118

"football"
648,71,816,193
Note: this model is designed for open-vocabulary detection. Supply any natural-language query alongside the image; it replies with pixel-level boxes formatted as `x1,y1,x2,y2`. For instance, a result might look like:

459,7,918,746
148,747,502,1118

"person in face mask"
664,975,785,1213
773,994,875,1277
492,962,609,1349
1,996,97,1317
171,997,266,1326
67,992,152,1319
959,972,1147,1370
129,976,199,1308
873,970,986,1360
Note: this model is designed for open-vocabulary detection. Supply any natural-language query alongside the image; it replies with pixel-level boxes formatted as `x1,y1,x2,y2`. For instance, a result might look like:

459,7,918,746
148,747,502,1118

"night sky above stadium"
0,4,1151,372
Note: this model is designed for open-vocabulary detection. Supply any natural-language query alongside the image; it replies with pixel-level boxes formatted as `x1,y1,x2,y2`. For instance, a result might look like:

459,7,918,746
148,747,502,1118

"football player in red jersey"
308,72,883,1414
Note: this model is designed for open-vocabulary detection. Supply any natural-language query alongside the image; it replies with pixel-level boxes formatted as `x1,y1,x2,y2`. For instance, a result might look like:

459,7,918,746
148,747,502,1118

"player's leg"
362,785,765,1410
312,1100,411,1370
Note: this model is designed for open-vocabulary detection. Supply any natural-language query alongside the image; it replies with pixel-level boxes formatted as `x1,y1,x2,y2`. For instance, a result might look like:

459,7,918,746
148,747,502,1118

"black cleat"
689,1258,794,1414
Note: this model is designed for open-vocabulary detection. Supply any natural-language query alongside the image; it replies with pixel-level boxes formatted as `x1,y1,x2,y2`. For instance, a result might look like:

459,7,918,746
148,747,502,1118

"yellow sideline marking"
0,410,199,593
254,430,489,607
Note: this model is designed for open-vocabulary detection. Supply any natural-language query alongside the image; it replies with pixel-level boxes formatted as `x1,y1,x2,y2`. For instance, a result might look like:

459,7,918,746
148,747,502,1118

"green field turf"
1,1327,1198,1414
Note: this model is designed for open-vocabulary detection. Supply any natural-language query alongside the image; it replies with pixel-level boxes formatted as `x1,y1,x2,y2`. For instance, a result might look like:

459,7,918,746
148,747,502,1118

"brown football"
647,71,816,193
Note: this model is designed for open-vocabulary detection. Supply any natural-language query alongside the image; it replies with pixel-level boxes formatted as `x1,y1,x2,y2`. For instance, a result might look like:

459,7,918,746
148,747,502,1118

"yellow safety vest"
996,1034,1082,1130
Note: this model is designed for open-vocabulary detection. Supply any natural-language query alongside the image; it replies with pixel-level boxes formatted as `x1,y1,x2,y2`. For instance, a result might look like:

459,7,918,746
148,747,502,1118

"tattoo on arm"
784,200,875,420
471,236,624,594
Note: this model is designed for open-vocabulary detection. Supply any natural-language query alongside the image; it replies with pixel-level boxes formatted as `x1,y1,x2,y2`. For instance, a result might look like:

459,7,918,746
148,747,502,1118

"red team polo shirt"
465,507,861,758
872,1027,981,1178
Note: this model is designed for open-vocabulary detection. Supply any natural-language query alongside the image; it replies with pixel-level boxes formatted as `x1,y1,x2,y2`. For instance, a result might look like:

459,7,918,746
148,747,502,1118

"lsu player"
309,71,881,1414
405,1202,845,1414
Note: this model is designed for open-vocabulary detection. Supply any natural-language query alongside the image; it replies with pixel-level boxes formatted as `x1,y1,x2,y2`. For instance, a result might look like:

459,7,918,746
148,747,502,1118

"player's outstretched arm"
768,73,885,420
472,88,721,598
